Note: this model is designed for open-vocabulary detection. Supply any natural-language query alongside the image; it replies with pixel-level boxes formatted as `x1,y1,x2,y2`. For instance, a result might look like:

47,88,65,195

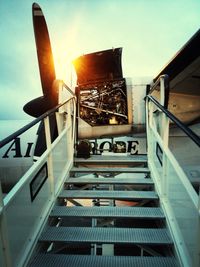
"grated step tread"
70,167,150,174
39,227,173,245
29,254,179,267
74,155,147,164
50,206,165,219
59,190,158,200
65,177,154,185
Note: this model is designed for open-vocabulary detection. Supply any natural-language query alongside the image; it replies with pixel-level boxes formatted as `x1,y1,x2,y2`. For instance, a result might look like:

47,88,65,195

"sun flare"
53,46,78,88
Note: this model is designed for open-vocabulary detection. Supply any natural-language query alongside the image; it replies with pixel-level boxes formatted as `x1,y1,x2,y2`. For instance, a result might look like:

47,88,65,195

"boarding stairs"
28,154,179,267
0,77,199,267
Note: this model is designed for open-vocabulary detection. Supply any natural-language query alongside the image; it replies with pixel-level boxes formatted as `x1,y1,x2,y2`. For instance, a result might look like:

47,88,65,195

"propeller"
24,3,59,156
23,3,58,117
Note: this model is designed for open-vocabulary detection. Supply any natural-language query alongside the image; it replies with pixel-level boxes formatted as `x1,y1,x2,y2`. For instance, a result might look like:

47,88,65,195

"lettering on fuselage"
1,137,145,158
2,137,34,158
89,140,141,155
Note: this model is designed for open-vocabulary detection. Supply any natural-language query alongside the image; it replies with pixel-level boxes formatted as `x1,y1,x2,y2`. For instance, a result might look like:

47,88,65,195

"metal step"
39,227,173,245
59,190,158,201
29,254,179,267
74,155,147,165
50,206,165,220
70,167,150,174
65,177,154,185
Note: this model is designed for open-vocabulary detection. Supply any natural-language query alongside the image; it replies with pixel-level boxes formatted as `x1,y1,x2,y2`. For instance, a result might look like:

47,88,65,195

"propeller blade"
23,3,58,156
23,96,54,117
24,3,58,117
32,3,56,96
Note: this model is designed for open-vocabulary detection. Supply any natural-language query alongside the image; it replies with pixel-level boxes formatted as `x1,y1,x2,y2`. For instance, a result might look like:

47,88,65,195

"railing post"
161,113,169,198
0,183,12,267
160,76,165,107
196,192,200,266
159,74,169,109
155,75,169,198
72,98,77,146
160,75,169,198
56,112,63,135
146,98,151,161
55,80,64,134
44,116,55,197
147,99,157,163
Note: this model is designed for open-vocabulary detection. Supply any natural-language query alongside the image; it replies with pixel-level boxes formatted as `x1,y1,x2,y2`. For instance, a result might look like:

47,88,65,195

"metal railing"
146,76,200,267
0,80,76,267
147,74,169,109
147,95,200,148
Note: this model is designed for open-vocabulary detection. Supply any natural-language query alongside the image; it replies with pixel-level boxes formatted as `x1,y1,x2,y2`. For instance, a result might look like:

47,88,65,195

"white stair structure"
0,78,199,267
29,156,178,267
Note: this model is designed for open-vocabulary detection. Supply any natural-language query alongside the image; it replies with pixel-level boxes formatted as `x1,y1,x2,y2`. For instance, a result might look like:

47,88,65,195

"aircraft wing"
154,29,200,96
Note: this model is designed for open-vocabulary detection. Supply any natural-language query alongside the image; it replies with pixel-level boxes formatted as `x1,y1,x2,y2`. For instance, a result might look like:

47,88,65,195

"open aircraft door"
73,48,133,139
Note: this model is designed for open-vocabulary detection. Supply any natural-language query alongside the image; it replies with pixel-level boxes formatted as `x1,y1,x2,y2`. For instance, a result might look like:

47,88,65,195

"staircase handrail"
148,74,169,109
0,81,76,267
0,85,76,149
146,94,200,147
146,75,200,267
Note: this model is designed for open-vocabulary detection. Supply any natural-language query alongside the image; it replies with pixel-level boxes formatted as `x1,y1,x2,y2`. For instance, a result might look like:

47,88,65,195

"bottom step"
29,254,179,267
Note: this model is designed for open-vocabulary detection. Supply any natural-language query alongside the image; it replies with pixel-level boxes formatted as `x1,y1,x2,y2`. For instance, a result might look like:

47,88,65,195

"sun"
52,40,81,89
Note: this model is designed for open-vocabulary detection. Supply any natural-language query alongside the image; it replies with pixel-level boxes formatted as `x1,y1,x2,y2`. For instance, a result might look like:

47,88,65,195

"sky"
0,0,200,120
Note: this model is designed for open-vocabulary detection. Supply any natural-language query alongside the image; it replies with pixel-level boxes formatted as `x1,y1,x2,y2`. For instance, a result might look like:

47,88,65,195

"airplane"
0,2,200,193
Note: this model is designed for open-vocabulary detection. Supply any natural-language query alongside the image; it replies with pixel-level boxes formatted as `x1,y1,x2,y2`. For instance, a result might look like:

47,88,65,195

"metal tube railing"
146,94,200,148
0,81,76,267
146,75,200,267
147,74,169,109
0,97,75,149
